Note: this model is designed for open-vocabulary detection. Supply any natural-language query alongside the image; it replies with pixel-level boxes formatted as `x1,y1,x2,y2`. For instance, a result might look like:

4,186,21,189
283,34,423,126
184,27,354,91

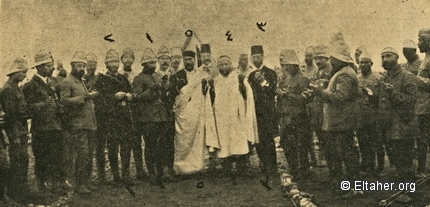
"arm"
416,64,430,90
22,82,47,114
286,76,311,105
132,75,159,102
59,80,86,106
320,75,356,104
389,72,416,106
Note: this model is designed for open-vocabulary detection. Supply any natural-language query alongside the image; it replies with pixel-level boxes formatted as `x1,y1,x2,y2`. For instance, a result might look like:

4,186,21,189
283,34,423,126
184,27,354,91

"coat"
320,66,358,132
310,64,332,130
356,71,382,128
378,65,417,140
0,81,29,141
277,70,311,126
83,73,99,92
248,66,277,115
22,75,62,131
415,55,430,115
132,71,168,123
59,74,97,131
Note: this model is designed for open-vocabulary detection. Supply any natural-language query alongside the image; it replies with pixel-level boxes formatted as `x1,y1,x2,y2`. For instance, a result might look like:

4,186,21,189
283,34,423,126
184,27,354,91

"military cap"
381,47,398,56
279,49,300,65
329,32,354,63
33,50,54,68
402,39,416,49
141,48,157,65
71,51,87,64
157,46,171,58
304,46,315,55
314,45,330,59
105,49,119,63
359,50,372,61
171,47,182,57
87,52,98,63
419,28,430,38
8,58,29,76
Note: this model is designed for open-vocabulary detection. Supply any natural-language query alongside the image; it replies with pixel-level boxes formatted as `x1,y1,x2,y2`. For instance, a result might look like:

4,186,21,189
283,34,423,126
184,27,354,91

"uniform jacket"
415,55,430,115
310,63,332,129
277,70,311,125
401,58,422,76
248,65,277,115
59,74,97,131
356,71,382,128
378,65,417,140
0,81,29,140
132,71,168,123
22,75,62,131
320,66,358,131
83,73,99,92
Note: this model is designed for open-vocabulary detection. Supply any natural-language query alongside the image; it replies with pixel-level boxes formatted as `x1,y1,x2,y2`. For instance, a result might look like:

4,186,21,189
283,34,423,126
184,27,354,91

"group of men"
1,27,430,204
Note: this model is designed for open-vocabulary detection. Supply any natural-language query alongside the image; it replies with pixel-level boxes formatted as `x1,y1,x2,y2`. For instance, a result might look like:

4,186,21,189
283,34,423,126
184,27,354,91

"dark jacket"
356,71,381,128
0,81,29,141
59,74,97,131
132,71,168,123
248,66,277,115
22,75,62,131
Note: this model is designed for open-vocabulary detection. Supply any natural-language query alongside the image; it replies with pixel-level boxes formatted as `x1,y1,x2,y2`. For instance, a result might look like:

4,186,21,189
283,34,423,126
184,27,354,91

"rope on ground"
279,172,318,207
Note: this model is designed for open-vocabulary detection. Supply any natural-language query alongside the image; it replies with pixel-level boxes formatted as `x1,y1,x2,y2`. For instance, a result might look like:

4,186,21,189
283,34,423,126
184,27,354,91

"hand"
255,71,265,84
383,83,394,93
316,79,329,88
362,87,374,96
238,74,246,83
125,93,133,101
302,89,314,99
309,82,323,95
115,92,127,99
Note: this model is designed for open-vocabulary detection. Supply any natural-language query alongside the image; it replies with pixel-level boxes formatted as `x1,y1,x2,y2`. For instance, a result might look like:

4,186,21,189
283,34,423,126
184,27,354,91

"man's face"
238,55,248,68
71,62,87,78
121,54,134,67
402,48,417,62
359,58,373,74
281,64,299,76
315,56,329,69
87,61,97,75
252,53,264,68
143,61,157,74
355,49,363,64
417,36,429,53
158,55,171,71
171,55,182,68
304,54,314,65
38,62,54,77
218,57,232,77
106,60,119,73
13,71,27,82
183,56,195,72
201,53,212,65
381,53,398,70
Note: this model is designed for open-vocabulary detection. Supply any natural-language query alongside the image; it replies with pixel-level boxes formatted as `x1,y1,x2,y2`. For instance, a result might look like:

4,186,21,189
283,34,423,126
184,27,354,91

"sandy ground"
20,137,430,207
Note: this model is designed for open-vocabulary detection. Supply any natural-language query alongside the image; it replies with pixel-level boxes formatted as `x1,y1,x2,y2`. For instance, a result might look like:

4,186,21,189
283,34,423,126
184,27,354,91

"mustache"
162,62,169,66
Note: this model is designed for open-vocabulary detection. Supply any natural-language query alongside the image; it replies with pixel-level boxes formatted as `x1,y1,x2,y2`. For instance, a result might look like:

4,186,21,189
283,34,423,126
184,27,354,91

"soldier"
248,45,278,177
416,28,430,177
60,51,98,194
23,50,71,194
120,48,139,84
132,48,169,183
93,50,135,184
401,39,422,76
1,58,35,203
277,49,312,180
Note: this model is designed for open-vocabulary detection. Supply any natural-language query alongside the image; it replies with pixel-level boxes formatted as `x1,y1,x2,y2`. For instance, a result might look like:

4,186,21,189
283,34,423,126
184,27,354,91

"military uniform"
400,58,422,76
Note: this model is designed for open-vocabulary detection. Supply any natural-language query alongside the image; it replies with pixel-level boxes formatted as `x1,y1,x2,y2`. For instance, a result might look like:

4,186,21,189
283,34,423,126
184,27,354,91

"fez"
201,44,211,53
251,45,264,55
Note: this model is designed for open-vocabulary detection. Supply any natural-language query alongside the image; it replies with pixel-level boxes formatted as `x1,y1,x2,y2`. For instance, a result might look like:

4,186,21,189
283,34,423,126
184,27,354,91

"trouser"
417,114,430,174
255,113,277,175
0,144,9,198
141,122,167,178
64,129,92,187
121,131,144,178
324,130,360,181
386,139,414,179
32,130,65,186
7,135,30,197
89,127,107,180
356,123,385,173
316,129,332,171
280,122,310,176
162,121,175,170
236,142,253,172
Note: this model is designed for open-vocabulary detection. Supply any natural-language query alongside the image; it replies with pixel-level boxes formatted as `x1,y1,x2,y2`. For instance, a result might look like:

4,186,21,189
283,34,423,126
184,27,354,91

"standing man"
237,54,254,78
23,51,70,193
132,48,169,183
277,49,312,180
300,46,318,81
1,58,34,203
401,39,422,76
355,51,385,177
83,53,99,91
198,44,219,79
170,47,182,74
310,33,361,197
60,51,98,194
248,45,278,177
416,28,430,177
120,48,139,84
93,49,135,184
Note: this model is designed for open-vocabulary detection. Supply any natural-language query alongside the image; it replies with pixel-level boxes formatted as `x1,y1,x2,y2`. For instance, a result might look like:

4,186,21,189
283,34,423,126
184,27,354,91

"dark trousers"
356,124,385,173
64,129,91,186
386,139,414,178
280,122,310,176
8,135,30,197
121,132,144,178
162,121,175,170
255,113,277,175
88,128,107,180
417,114,430,174
324,130,360,181
32,130,65,185
0,145,9,198
140,122,167,178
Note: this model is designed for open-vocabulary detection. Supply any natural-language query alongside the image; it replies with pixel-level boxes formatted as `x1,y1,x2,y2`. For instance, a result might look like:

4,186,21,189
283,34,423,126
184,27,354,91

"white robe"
213,72,258,158
173,69,219,174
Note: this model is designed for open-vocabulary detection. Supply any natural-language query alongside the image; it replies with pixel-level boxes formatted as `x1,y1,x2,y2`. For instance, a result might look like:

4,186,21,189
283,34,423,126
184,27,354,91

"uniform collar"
35,73,48,84
387,64,402,77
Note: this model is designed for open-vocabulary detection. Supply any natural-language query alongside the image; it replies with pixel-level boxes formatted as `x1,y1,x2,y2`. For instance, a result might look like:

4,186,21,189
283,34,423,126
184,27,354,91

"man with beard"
277,49,312,180
170,47,182,74
93,49,135,185
132,48,169,183
60,51,98,194
120,48,138,84
300,46,318,81
355,51,385,177
169,47,218,175
401,40,422,76
310,33,361,197
198,44,219,79
248,45,278,177
415,28,430,177
83,53,99,91
212,55,257,177
23,50,71,194
237,54,254,78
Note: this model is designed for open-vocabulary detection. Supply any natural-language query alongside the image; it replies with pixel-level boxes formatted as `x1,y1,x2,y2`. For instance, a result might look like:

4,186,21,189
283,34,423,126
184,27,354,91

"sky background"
1,0,430,84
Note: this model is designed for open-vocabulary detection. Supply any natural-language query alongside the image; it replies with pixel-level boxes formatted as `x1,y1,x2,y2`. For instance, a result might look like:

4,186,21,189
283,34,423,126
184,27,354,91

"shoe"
75,186,91,195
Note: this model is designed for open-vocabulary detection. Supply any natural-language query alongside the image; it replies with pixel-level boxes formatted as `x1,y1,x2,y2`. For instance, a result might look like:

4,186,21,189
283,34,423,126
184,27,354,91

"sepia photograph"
1,0,430,206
